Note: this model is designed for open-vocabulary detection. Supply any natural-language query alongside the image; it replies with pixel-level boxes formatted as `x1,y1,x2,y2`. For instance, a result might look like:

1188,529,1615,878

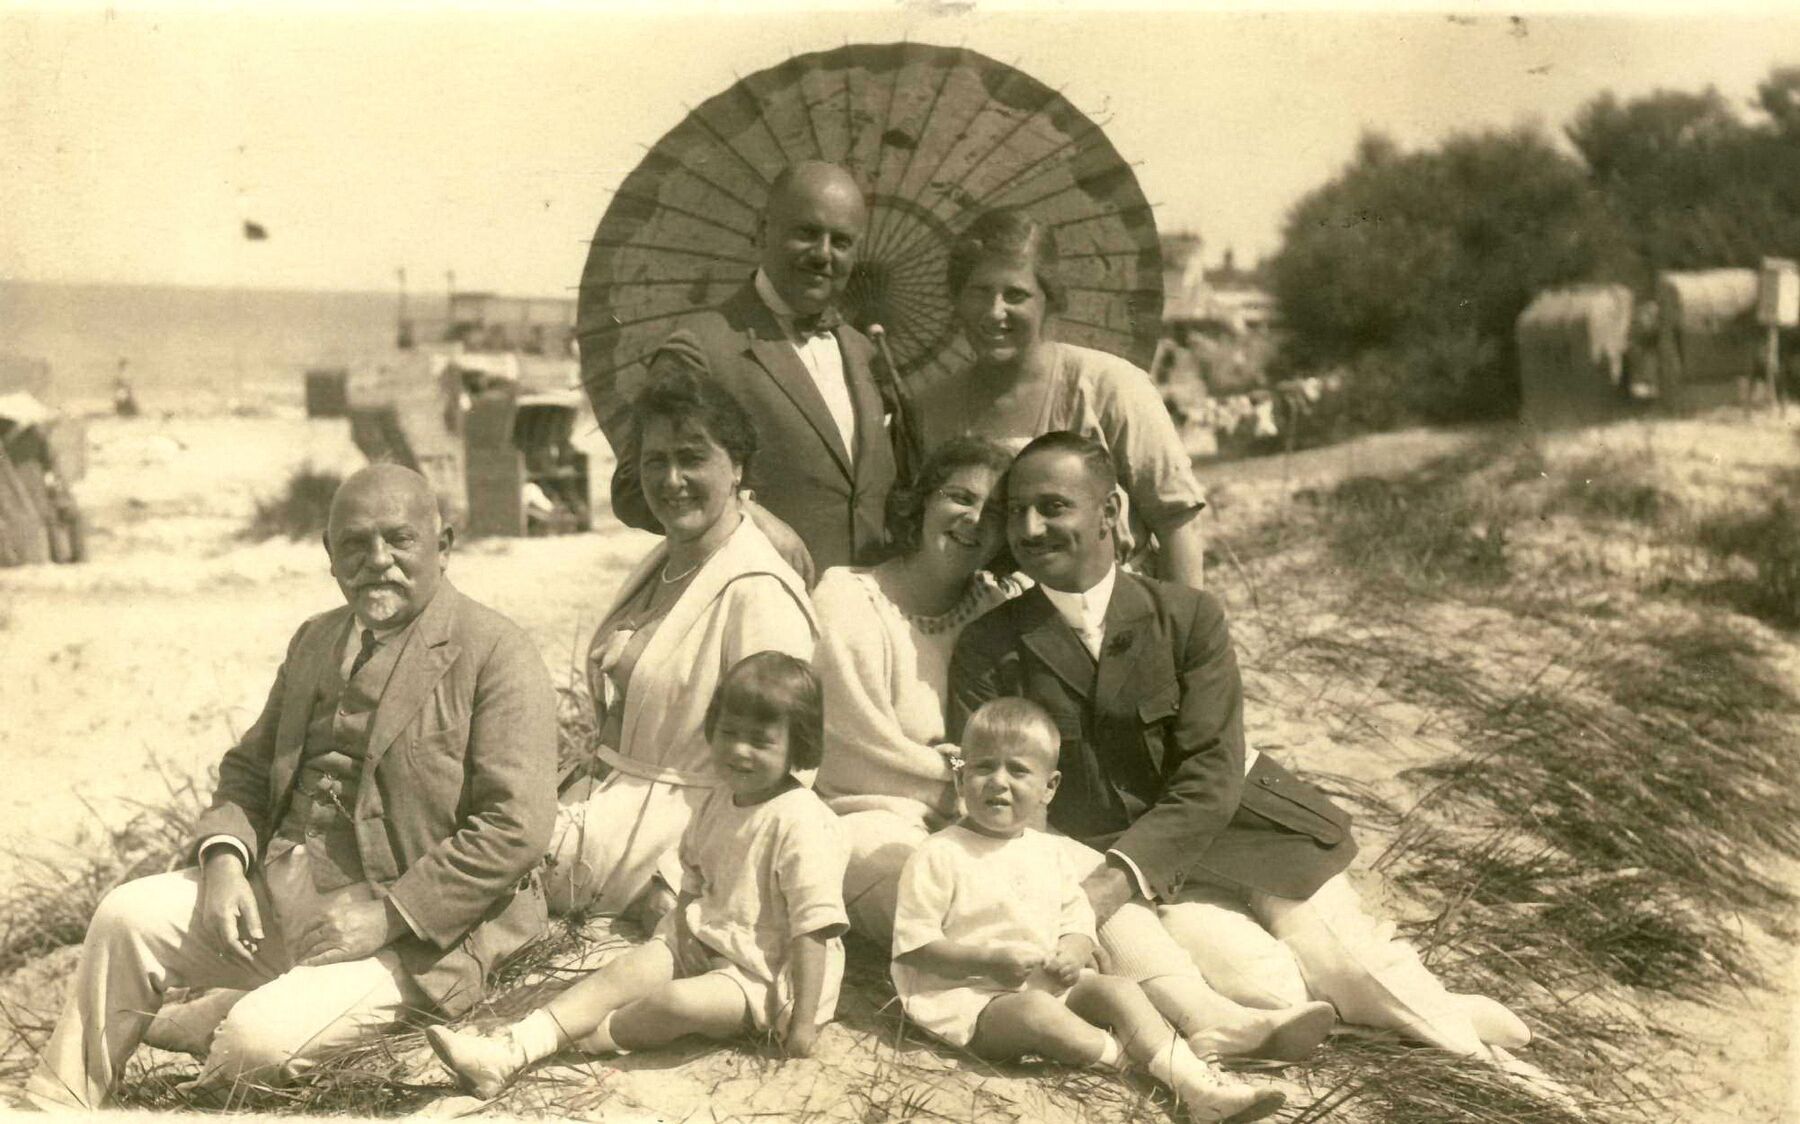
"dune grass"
3,421,1794,1120
243,464,344,542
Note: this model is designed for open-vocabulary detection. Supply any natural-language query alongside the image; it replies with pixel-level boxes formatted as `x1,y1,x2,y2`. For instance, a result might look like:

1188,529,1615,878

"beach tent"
1515,285,1635,430
1654,269,1762,410
0,390,84,566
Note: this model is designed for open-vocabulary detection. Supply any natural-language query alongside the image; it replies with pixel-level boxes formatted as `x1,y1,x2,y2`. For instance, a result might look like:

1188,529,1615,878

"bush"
244,465,343,541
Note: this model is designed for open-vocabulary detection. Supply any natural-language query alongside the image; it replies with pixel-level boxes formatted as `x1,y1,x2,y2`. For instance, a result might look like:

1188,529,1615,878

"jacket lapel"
1016,587,1097,701
738,298,853,477
364,583,463,772
269,608,351,808
1093,573,1158,711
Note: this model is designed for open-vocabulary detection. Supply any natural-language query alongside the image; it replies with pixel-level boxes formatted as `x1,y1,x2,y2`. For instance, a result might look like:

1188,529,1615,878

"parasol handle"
866,324,923,490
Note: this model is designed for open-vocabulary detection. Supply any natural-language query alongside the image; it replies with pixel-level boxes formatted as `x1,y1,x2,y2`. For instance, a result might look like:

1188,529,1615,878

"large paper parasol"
576,41,1163,433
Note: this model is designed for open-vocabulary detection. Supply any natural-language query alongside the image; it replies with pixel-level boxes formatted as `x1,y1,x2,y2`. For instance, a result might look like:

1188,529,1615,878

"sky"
3,2,1797,298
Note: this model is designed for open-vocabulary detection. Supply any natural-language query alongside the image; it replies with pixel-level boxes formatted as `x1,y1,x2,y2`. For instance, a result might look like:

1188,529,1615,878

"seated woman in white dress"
546,370,815,919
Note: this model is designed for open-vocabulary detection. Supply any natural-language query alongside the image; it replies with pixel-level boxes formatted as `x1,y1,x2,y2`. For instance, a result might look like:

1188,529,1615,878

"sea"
0,279,452,414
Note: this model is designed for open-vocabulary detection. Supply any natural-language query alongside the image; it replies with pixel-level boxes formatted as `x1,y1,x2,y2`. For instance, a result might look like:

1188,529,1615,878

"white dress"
890,825,1097,1047
668,784,850,1032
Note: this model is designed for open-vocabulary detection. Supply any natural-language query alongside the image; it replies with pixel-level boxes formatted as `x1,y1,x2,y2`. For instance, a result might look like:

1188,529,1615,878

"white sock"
511,1010,564,1065
582,1010,625,1056
1089,1033,1127,1071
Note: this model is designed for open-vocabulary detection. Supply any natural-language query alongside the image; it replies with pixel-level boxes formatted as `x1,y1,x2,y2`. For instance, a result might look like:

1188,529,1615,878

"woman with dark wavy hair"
811,437,1019,939
917,208,1209,588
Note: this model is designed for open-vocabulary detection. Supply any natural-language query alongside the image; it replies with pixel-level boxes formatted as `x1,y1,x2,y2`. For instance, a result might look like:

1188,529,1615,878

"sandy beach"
2,404,1795,1122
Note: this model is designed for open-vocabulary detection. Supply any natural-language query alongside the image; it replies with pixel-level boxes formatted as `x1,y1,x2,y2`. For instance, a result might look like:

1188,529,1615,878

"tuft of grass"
1309,440,1531,590
244,464,344,542
0,765,208,978
1695,495,1800,627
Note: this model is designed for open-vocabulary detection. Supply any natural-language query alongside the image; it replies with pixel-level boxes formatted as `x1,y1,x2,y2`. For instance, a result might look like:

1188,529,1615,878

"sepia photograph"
2,2,1797,1120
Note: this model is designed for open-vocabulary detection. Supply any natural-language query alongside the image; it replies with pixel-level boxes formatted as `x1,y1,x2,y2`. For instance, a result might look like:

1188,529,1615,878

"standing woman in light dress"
812,437,1021,939
915,208,1209,588
546,370,815,920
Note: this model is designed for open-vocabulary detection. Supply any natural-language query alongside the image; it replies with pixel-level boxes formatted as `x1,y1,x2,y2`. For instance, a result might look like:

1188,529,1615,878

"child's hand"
1047,935,1093,987
985,943,1046,988
670,910,712,977
782,1020,819,1059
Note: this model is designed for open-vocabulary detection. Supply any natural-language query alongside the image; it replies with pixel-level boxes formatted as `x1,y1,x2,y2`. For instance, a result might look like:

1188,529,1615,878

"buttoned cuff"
1106,849,1155,903
199,834,251,870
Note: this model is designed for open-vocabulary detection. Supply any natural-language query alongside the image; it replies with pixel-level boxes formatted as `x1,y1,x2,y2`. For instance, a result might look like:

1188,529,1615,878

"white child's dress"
666,783,850,1032
891,824,1098,1046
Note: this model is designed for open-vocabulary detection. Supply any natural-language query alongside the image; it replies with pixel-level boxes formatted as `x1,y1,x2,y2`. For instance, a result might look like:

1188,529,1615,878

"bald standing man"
601,161,898,578
27,465,557,1110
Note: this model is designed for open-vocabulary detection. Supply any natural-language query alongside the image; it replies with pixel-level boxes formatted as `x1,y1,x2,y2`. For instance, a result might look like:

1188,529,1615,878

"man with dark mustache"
601,161,897,579
27,465,556,1109
947,431,1531,1063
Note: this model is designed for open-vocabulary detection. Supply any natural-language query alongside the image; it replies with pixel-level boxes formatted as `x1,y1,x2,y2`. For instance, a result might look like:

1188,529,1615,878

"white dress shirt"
1039,566,1256,902
753,269,858,461
1041,565,1119,660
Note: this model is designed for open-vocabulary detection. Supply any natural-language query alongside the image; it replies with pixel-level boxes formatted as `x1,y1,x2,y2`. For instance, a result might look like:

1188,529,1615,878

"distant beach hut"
1654,269,1762,410
1515,284,1635,430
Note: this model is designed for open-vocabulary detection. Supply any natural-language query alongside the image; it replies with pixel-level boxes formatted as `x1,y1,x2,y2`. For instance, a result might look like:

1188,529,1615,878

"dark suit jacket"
194,581,557,1017
947,573,1355,901
602,282,896,573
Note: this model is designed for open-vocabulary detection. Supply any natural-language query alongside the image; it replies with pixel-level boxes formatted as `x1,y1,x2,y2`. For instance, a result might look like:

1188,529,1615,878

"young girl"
429,652,849,1097
891,698,1285,1124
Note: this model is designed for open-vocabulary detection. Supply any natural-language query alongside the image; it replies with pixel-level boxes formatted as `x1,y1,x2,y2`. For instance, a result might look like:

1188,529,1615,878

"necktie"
348,628,378,680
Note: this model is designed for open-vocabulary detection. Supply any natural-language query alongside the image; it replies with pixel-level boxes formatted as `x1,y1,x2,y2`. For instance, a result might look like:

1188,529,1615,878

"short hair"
881,436,1014,558
703,651,825,771
632,368,758,472
946,209,1069,315
960,697,1060,770
1012,430,1118,497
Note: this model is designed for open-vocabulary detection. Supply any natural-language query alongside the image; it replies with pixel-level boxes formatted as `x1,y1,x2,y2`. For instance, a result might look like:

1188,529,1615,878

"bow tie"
791,309,841,338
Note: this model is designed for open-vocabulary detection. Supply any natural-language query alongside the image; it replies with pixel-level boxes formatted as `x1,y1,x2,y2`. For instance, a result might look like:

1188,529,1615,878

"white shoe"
425,1024,526,1100
1452,993,1532,1049
142,989,247,1057
1177,1073,1286,1123
1190,1000,1336,1062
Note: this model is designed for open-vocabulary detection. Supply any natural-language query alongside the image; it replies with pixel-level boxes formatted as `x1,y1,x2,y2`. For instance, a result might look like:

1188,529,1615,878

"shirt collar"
350,612,409,646
753,269,841,339
1040,565,1117,637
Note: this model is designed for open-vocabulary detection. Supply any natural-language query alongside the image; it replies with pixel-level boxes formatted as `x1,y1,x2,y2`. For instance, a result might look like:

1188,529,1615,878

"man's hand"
1047,934,1094,987
742,498,815,588
199,849,263,964
983,943,1046,988
292,898,405,967
1081,863,1137,928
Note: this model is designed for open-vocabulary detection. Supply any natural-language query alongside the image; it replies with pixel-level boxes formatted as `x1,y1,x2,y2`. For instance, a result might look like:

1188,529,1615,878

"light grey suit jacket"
194,580,557,1016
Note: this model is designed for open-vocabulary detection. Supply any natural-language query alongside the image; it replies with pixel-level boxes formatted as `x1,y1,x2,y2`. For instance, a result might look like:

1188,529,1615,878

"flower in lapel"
1105,630,1135,657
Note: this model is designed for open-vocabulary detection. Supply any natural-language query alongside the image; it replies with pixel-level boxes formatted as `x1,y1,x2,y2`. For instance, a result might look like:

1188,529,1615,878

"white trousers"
1103,872,1486,1056
26,844,419,1110
835,804,937,943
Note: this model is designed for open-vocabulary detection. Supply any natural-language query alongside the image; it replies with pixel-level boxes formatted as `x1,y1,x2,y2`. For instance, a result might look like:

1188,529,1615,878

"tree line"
1266,66,1800,425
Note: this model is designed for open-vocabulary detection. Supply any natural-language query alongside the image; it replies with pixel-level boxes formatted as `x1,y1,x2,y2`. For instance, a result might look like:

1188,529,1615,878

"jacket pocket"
1238,763,1350,846
1137,683,1180,771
